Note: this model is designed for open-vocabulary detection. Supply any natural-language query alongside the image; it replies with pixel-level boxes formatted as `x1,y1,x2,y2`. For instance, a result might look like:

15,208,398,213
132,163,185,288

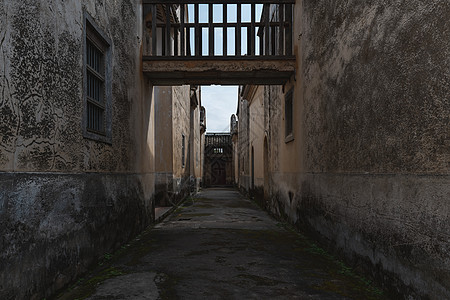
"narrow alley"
57,188,384,300
1,1,449,299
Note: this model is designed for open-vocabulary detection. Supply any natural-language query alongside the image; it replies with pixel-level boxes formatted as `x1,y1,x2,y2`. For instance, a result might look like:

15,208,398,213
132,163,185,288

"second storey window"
83,12,112,143
86,39,105,133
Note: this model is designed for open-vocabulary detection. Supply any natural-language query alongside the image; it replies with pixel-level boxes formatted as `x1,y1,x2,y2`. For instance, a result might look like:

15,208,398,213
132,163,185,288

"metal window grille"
86,27,106,134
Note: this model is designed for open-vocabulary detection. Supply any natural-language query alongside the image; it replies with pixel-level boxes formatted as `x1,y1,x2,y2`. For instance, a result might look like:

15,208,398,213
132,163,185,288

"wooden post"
195,3,200,57
209,4,214,56
223,4,227,56
264,4,269,56
161,27,166,55
180,4,185,56
286,3,292,56
236,4,241,56
259,31,263,55
186,24,191,56
152,4,157,56
278,4,284,56
174,23,179,56
250,3,255,56
165,4,171,56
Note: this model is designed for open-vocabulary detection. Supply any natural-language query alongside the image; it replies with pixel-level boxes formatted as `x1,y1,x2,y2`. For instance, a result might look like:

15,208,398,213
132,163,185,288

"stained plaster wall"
172,85,192,193
247,86,266,189
190,90,203,189
200,131,206,184
232,133,239,185
154,87,174,206
0,1,155,298
263,0,450,298
154,85,196,206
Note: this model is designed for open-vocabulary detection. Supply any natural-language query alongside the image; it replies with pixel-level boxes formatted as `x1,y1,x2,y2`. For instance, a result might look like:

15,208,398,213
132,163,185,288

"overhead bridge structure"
142,0,296,85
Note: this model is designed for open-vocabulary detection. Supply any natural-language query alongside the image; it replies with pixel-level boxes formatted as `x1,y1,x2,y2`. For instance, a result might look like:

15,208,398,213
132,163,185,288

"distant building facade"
203,133,233,187
154,86,205,206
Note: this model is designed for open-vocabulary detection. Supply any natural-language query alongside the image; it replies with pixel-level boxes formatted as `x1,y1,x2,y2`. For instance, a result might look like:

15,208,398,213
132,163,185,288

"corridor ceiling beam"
142,58,295,85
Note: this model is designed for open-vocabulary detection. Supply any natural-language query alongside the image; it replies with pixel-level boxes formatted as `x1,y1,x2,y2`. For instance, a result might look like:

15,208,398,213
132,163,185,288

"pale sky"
201,86,238,133
186,5,262,133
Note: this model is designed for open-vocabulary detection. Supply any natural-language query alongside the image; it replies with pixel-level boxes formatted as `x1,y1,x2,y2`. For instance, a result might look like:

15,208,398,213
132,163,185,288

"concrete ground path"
57,188,386,300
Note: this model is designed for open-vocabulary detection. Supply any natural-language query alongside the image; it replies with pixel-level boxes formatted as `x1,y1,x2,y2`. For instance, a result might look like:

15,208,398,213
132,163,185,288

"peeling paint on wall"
0,0,155,298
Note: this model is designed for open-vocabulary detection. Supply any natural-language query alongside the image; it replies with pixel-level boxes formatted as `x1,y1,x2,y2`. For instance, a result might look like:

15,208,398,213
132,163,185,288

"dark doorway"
204,133,233,187
211,161,226,185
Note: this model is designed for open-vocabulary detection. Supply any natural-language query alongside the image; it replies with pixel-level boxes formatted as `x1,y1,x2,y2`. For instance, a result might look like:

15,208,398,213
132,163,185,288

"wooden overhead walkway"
142,0,296,85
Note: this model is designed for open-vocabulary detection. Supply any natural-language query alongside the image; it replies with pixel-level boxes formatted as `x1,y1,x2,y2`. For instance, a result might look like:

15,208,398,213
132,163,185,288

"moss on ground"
55,266,128,300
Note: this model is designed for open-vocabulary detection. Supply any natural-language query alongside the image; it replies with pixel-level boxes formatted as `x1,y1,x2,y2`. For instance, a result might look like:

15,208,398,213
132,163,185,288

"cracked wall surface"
153,85,203,207
296,1,449,298
0,1,155,299
301,0,449,174
238,0,449,298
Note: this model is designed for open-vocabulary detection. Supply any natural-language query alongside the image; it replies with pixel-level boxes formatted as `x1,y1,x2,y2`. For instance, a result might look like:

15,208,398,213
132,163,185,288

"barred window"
83,13,112,143
86,39,105,133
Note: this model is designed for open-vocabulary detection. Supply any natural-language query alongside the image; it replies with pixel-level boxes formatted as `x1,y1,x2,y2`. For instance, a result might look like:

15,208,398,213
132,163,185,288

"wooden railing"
143,0,294,59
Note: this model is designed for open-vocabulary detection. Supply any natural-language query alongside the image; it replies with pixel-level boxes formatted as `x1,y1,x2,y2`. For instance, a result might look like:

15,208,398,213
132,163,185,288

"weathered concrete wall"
200,131,206,185
191,91,203,189
300,0,449,175
248,86,265,188
264,0,450,298
154,85,198,205
171,85,192,195
155,87,174,174
235,1,450,298
154,87,174,206
0,173,153,299
0,0,155,298
232,134,239,185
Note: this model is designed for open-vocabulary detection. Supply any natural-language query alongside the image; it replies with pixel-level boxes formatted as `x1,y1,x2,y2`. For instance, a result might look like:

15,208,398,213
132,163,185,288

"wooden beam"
209,4,213,56
264,4,269,56
186,18,191,56
278,4,284,56
180,4,185,56
250,3,255,56
154,21,290,28
223,4,227,56
142,74,294,86
286,3,292,56
143,55,295,61
236,4,241,56
165,5,171,55
143,58,295,72
195,3,200,56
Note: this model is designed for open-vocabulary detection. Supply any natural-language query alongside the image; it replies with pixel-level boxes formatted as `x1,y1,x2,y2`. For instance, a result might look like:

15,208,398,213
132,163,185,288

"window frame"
83,12,112,144
284,87,294,143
